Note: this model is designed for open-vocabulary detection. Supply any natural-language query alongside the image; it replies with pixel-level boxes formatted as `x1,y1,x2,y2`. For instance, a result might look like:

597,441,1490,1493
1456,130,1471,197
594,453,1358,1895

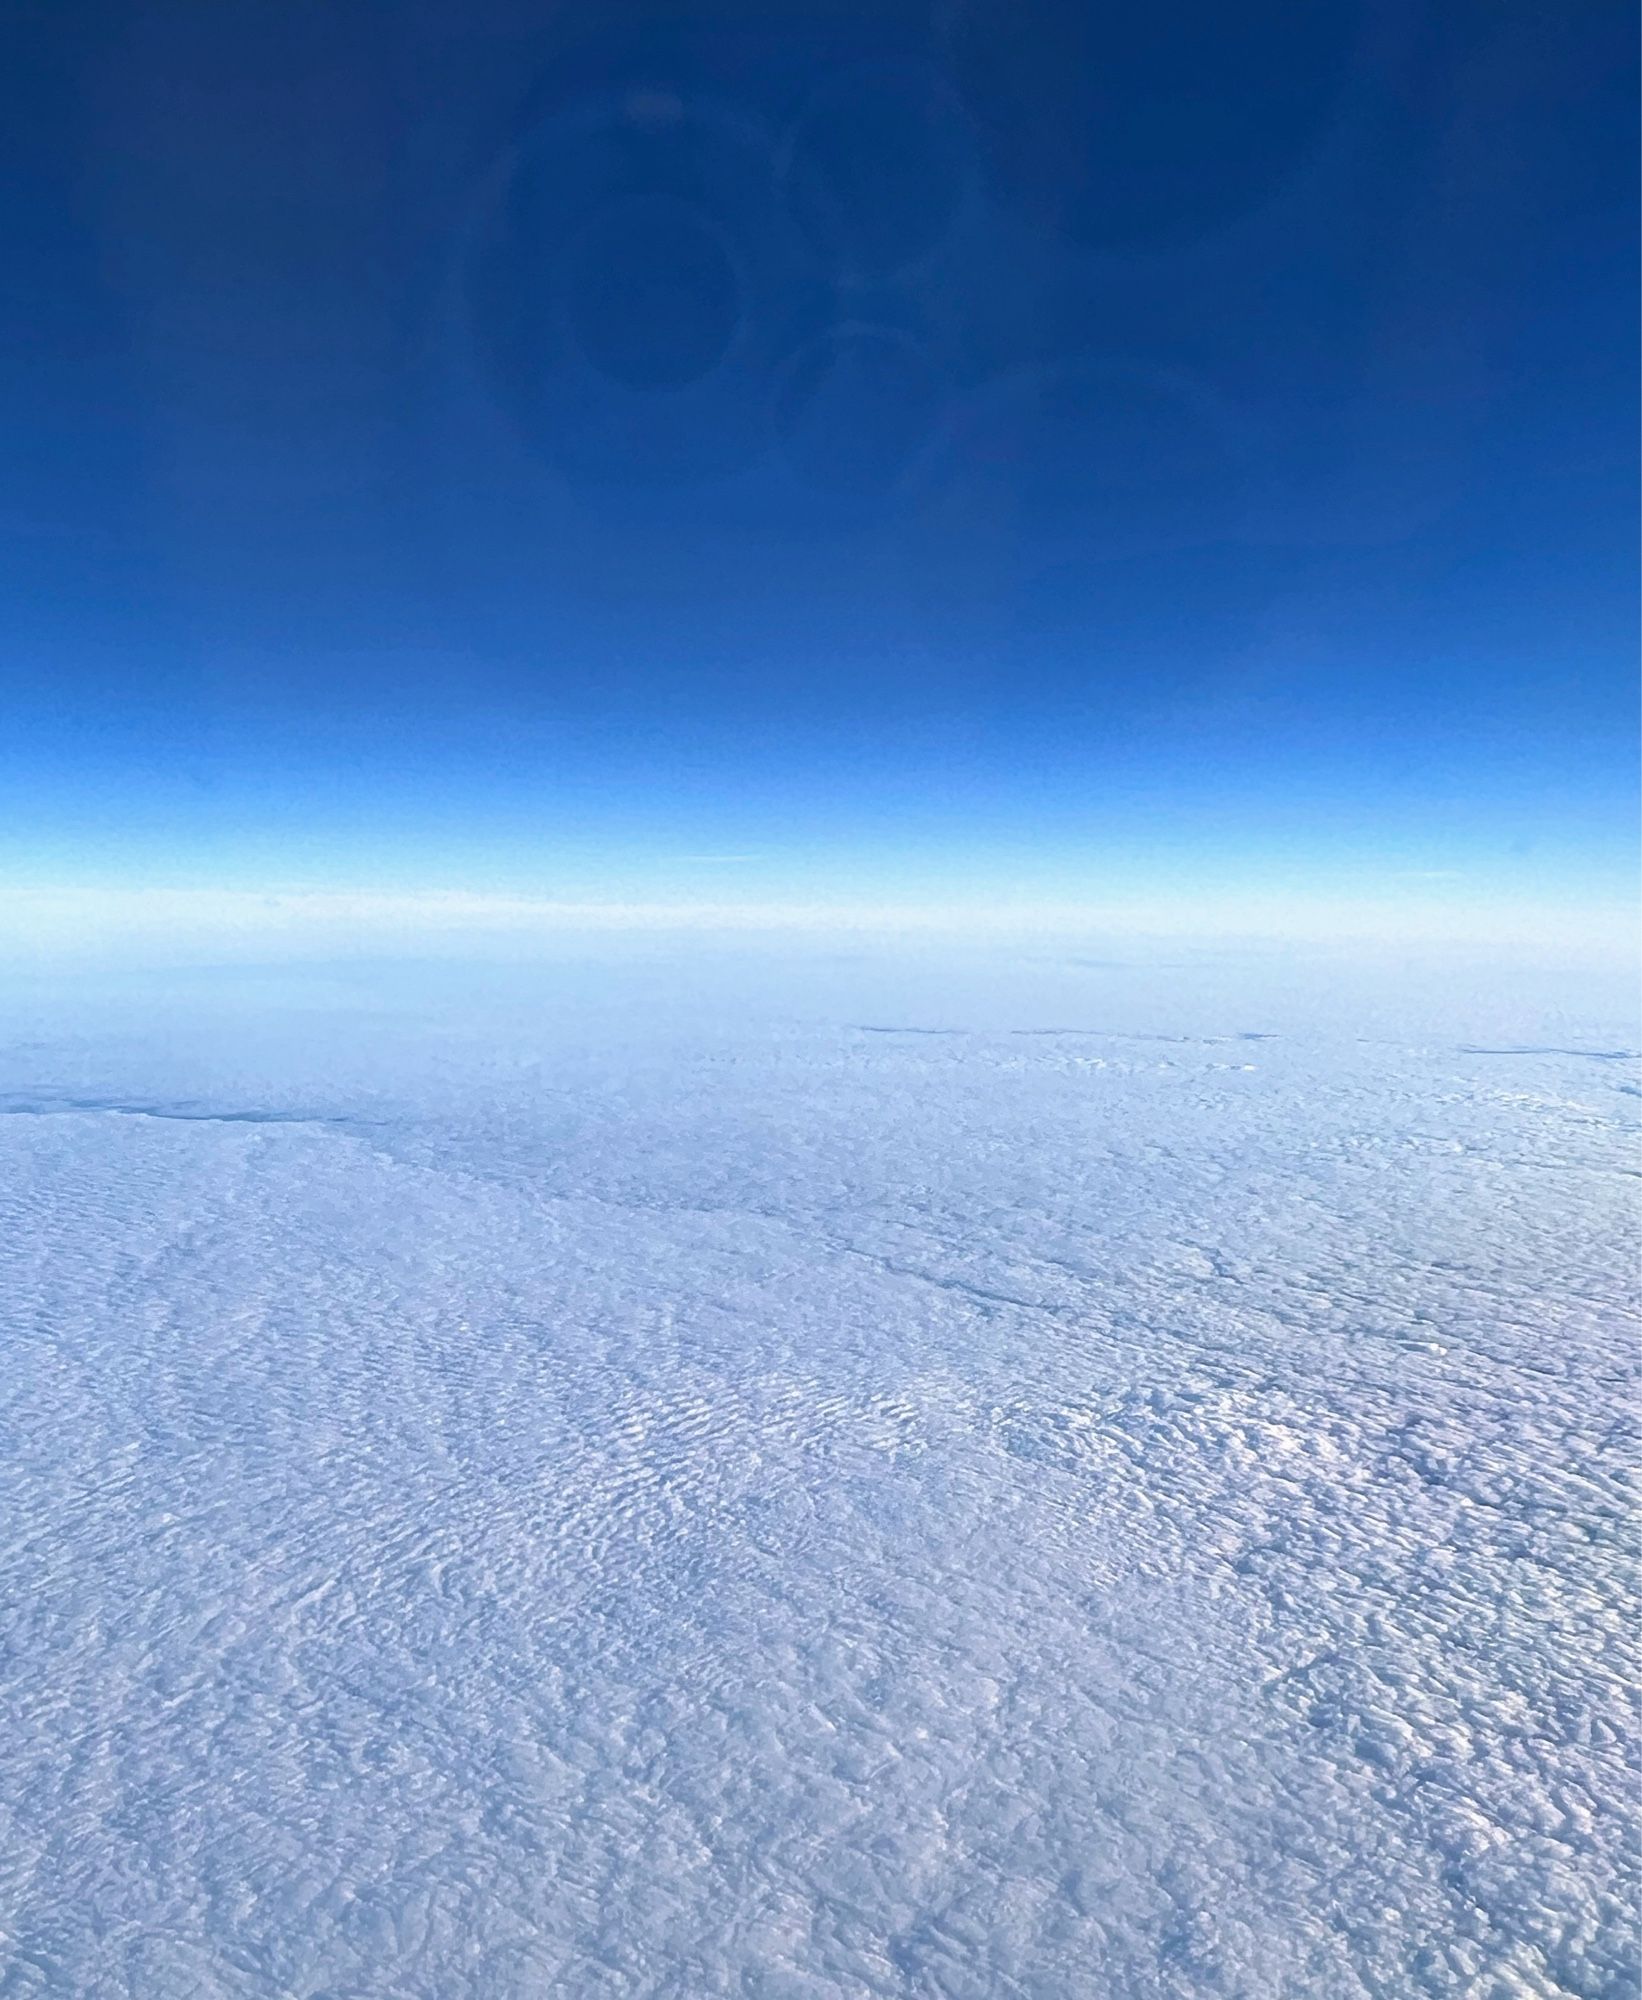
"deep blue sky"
1,0,1635,925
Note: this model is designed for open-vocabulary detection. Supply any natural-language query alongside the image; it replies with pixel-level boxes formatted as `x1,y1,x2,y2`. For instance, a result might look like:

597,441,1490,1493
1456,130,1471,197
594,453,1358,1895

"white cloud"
0,963,1635,1996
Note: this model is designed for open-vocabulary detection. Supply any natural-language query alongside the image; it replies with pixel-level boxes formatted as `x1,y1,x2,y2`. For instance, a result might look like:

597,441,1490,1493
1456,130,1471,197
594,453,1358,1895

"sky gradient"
1,0,1635,948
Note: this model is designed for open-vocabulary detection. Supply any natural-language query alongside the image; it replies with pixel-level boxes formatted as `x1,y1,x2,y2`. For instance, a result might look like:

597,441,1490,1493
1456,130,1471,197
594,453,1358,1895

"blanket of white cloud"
0,943,1636,1998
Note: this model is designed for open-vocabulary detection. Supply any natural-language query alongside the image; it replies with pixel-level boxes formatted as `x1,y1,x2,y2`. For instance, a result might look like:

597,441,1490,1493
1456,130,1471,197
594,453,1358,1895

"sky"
0,0,1636,946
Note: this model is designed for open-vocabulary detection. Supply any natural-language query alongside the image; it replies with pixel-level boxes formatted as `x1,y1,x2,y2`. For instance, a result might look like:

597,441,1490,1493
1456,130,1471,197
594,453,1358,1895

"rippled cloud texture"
1,948,1636,1997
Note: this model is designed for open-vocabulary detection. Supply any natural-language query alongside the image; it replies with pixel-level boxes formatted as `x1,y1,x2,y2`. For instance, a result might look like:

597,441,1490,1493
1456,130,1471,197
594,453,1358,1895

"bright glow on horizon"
0,881,1632,968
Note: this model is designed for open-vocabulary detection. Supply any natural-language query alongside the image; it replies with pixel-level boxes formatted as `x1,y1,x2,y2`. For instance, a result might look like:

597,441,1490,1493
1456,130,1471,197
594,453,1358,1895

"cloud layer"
0,964,1636,1996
